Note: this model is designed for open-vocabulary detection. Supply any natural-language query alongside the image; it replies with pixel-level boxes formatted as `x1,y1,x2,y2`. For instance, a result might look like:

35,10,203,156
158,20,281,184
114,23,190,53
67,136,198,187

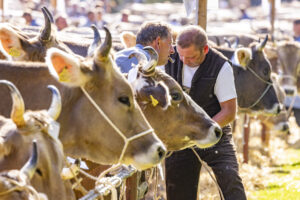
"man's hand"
212,98,237,128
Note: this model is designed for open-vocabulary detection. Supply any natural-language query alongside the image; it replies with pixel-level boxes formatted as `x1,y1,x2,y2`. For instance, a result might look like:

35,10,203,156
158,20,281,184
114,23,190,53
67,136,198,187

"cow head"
0,141,48,200
233,35,281,115
0,7,72,62
257,73,290,133
276,41,300,96
45,27,166,170
128,47,222,151
0,80,75,199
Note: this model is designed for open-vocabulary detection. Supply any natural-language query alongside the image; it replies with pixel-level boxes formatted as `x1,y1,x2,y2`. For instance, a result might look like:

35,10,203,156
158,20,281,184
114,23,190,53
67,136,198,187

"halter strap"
80,86,153,164
0,175,40,199
244,66,273,109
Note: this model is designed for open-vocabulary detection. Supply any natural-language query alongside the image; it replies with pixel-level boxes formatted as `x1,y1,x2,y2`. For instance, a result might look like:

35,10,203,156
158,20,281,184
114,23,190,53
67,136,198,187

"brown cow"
215,36,281,115
0,80,75,200
0,7,73,62
0,26,166,170
276,41,300,96
0,141,49,200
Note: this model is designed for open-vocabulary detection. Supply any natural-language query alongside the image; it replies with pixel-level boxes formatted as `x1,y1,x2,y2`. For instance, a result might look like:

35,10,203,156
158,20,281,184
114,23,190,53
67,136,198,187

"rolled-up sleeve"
214,62,237,103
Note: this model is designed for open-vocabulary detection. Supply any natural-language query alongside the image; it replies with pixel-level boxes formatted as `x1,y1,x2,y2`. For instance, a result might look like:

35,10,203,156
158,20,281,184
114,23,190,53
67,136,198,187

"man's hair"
136,21,172,46
176,25,208,49
294,19,300,25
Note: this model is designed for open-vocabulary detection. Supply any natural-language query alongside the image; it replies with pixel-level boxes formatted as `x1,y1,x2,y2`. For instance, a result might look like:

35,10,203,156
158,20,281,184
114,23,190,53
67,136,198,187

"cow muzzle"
195,124,223,149
132,141,166,170
265,103,282,115
283,85,297,96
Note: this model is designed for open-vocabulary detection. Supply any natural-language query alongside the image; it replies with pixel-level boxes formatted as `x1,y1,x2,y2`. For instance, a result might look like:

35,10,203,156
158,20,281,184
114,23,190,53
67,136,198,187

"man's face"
56,17,67,30
177,44,205,67
157,34,174,66
294,23,300,37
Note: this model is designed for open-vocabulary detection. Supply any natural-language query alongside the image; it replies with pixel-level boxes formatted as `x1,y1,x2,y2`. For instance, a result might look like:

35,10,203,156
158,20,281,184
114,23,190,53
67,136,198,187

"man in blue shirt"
115,21,175,73
293,19,300,42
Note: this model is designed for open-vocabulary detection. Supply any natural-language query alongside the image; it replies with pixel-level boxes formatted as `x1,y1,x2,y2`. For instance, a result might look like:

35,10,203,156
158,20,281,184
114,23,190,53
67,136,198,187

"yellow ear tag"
58,66,71,82
8,47,21,57
150,95,159,107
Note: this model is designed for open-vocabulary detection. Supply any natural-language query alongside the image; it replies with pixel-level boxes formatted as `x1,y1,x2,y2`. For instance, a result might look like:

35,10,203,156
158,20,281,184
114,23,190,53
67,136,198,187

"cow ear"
120,31,136,48
235,48,252,69
137,81,171,109
46,48,91,87
0,25,26,59
0,137,11,160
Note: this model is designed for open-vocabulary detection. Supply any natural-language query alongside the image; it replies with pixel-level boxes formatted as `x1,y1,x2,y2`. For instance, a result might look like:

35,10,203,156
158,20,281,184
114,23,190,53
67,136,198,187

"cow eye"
171,92,182,101
36,168,43,176
118,96,131,107
263,68,269,76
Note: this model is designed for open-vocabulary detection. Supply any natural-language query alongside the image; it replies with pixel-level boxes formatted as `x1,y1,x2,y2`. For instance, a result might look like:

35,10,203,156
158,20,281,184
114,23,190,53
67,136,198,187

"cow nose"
214,127,222,139
157,146,166,160
276,104,282,114
284,88,296,96
282,123,289,132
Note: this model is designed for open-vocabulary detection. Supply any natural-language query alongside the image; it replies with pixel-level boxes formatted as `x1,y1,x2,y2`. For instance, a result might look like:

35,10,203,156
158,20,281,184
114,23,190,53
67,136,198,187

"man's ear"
204,45,209,54
154,36,161,50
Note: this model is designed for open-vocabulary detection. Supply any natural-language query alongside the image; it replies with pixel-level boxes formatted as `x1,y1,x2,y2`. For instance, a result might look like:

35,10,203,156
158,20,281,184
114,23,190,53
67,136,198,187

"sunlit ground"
198,115,300,200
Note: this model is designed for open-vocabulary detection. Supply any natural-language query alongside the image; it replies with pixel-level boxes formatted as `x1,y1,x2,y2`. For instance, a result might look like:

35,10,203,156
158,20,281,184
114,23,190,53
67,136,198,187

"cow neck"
80,86,153,164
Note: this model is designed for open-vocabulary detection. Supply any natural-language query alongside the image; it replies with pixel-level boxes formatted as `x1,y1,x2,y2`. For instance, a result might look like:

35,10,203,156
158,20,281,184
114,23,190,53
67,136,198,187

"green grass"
249,149,300,200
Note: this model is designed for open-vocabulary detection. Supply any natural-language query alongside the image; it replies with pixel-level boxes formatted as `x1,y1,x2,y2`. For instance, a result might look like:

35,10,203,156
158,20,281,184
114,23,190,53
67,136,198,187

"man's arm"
213,61,237,127
212,98,237,128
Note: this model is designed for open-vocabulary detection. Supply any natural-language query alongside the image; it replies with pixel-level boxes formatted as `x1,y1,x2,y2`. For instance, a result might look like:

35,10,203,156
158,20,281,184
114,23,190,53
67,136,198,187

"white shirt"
182,61,237,103
156,65,165,71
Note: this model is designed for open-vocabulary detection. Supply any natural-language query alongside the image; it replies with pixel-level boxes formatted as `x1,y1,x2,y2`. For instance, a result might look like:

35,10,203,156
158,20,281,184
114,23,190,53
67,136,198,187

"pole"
0,0,4,22
51,0,57,12
196,0,207,30
270,0,276,37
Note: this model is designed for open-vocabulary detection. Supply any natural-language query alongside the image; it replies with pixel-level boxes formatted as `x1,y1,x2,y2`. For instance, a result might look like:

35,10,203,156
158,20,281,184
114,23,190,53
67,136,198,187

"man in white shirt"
164,25,246,200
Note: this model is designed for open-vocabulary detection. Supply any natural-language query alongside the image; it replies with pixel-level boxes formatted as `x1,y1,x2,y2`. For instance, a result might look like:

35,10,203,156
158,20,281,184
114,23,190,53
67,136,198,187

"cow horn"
224,37,231,48
0,80,25,126
256,35,268,51
129,48,157,77
42,7,54,23
96,26,111,60
232,36,240,49
21,140,38,179
129,51,147,65
47,85,62,120
40,7,52,41
87,25,101,57
143,46,158,73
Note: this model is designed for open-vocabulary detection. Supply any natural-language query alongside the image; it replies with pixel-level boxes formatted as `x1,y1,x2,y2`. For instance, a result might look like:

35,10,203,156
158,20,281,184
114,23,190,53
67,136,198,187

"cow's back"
0,61,59,117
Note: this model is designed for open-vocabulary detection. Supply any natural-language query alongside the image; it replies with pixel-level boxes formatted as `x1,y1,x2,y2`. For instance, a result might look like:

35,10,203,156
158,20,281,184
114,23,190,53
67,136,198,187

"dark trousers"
165,133,247,200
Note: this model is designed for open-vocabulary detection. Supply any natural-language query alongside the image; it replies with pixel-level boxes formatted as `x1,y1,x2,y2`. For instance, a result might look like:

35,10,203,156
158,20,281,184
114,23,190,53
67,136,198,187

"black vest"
165,47,232,133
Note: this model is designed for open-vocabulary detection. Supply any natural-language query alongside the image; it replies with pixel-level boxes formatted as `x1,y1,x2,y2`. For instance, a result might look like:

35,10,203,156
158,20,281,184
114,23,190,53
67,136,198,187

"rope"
244,66,273,109
191,147,225,200
119,179,126,200
64,158,88,195
80,86,153,164
287,95,297,118
0,175,41,199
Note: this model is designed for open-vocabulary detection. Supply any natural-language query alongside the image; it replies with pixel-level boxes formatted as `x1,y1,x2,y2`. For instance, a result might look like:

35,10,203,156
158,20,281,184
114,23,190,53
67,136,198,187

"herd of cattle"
0,6,299,200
